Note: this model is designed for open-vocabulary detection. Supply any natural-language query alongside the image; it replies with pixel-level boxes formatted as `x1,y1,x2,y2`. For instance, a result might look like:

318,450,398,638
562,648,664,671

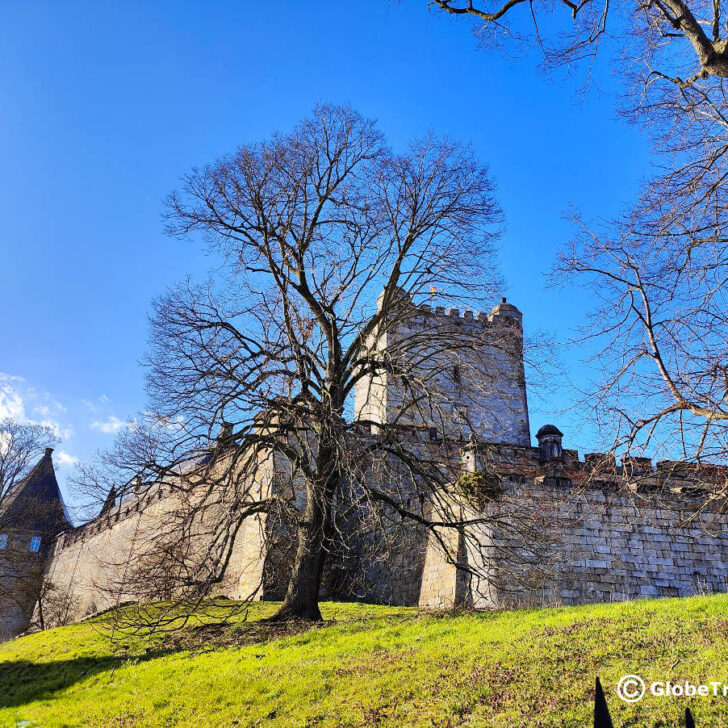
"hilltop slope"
1,596,728,727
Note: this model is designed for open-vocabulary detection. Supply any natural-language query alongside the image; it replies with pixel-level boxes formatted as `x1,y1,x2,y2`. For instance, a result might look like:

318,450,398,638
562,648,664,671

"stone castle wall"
418,449,728,610
46,486,190,621
36,438,728,628
41,433,451,623
43,479,266,625
494,480,728,607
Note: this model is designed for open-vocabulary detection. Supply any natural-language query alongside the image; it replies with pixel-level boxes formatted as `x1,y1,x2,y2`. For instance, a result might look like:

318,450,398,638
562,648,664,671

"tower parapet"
412,297,523,330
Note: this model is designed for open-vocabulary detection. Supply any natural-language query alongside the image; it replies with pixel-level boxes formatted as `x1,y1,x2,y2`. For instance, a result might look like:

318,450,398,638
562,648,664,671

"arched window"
0,534,7,550
29,536,41,552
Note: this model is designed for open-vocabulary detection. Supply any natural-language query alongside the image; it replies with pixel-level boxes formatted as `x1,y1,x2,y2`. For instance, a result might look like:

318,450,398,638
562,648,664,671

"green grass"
2,595,728,727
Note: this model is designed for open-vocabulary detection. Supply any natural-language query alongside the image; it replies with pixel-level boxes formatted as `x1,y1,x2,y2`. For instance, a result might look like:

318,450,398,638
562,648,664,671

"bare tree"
552,211,728,464
73,103,560,625
33,577,77,632
429,0,728,469
429,0,728,79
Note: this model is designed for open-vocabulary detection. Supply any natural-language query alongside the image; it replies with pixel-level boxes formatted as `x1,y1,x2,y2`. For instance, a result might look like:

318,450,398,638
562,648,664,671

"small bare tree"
0,419,57,505
33,577,77,632
74,103,558,625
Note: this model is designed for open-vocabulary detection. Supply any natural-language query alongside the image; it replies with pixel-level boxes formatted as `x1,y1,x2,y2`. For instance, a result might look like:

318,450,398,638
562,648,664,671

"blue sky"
0,1,649,506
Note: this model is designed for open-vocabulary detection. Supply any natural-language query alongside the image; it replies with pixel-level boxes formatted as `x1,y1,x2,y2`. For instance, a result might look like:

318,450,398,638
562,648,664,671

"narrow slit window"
0,534,7,549
29,536,41,552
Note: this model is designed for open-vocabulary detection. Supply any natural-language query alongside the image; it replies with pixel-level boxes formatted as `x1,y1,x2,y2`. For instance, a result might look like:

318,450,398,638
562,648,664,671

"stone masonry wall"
43,482,259,625
0,535,47,641
419,468,728,610
493,481,728,607
45,441,728,624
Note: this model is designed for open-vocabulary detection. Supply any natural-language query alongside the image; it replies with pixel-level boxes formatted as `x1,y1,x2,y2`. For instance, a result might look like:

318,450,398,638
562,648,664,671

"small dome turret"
536,424,564,463
490,297,522,322
536,424,563,439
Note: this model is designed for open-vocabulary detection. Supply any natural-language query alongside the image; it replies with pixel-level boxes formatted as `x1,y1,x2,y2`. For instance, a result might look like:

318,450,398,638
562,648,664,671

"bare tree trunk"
272,436,339,621
271,485,333,621
36,596,45,632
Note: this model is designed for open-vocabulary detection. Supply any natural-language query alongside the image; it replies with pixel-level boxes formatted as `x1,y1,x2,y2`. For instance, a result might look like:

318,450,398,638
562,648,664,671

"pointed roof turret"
0,448,71,534
99,485,117,516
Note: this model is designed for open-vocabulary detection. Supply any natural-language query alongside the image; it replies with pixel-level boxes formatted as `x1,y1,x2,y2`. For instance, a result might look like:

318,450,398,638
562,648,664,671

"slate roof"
0,448,71,534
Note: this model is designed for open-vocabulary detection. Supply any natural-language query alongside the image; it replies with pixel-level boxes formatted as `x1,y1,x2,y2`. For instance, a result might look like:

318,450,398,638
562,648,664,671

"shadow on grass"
0,648,172,709
160,617,320,651
0,619,323,710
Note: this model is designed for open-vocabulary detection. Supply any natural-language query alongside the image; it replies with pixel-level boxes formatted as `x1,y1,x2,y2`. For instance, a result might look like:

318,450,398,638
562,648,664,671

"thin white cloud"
82,394,110,413
39,420,74,440
0,379,25,420
0,373,72,440
90,416,126,434
34,402,67,418
56,450,79,468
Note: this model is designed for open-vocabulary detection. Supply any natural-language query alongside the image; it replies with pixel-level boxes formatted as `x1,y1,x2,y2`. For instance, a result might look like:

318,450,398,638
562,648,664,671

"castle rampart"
19,421,728,632
4,295,728,641
418,441,728,609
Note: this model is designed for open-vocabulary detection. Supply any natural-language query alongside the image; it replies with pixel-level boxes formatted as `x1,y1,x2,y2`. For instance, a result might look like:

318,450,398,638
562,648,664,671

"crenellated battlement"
412,297,523,331
581,453,728,482
53,482,171,553
376,286,522,330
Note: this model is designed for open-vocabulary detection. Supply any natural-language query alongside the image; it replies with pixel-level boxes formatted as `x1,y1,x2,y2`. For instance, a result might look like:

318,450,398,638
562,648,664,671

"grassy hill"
2,595,728,727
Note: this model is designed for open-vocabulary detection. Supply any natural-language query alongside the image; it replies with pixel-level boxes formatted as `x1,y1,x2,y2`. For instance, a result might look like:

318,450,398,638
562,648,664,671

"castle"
2,297,728,642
